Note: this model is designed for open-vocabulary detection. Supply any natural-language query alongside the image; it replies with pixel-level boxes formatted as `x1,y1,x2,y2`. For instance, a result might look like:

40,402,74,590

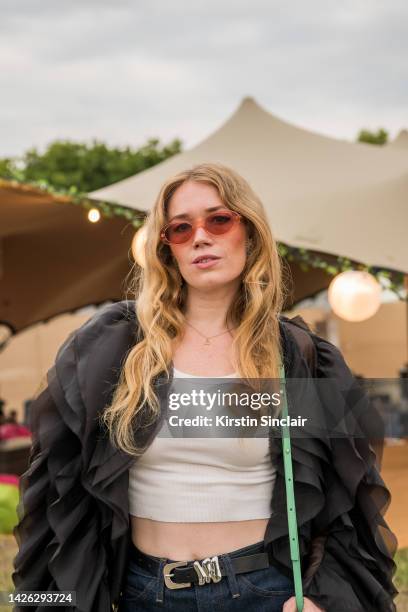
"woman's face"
166,180,248,292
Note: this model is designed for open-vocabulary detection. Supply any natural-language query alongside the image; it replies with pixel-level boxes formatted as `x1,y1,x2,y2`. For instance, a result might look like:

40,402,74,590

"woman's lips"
193,258,221,269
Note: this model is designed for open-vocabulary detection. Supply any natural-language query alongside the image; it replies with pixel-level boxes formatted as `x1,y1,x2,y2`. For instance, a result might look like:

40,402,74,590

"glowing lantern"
131,225,148,268
328,270,381,322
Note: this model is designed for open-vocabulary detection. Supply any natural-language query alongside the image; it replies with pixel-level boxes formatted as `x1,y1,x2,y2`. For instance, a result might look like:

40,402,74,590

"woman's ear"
245,237,254,254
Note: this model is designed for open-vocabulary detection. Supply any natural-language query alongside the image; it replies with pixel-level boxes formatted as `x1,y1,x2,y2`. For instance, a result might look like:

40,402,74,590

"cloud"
1,0,407,157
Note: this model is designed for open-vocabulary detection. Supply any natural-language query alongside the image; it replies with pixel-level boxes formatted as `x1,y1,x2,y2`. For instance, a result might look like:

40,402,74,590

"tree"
357,128,388,145
0,137,182,192
0,158,19,181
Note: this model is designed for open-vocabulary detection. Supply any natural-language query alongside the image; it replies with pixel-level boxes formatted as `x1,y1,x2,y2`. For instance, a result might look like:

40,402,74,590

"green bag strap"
279,361,304,612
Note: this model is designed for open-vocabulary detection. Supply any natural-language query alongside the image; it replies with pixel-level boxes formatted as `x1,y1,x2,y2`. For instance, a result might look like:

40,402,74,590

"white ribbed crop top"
128,366,277,522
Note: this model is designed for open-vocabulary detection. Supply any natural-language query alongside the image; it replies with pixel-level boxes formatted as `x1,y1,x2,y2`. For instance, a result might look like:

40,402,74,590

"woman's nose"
192,225,211,242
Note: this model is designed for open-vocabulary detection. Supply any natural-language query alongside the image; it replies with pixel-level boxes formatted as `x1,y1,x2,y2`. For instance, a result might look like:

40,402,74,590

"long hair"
100,162,287,455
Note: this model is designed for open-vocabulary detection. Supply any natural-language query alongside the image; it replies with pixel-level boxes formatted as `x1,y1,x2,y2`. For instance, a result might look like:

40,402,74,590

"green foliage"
357,128,388,145
277,243,405,298
2,134,405,299
0,484,19,535
0,158,21,181
395,548,408,590
0,137,182,192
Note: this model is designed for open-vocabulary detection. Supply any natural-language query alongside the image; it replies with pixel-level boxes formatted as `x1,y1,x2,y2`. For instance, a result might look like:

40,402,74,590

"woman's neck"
183,287,236,332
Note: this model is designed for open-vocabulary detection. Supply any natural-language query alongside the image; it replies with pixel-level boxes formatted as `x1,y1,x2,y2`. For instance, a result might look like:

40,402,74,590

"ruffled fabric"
12,301,399,612
263,319,399,611
12,302,142,611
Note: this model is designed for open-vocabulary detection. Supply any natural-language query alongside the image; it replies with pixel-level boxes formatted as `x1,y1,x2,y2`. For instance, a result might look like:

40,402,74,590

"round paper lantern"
328,271,382,322
131,225,148,268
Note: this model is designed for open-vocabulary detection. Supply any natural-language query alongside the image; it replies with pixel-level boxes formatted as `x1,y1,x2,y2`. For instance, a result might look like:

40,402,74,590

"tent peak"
241,96,256,104
236,96,267,113
230,96,291,127
237,95,290,118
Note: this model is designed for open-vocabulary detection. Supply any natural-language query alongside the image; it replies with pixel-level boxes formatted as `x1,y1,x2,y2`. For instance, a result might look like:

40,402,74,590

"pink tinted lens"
206,212,235,234
166,221,193,243
165,211,236,243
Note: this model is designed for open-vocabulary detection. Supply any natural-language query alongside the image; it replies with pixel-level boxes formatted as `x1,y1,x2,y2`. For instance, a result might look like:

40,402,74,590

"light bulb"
88,208,101,223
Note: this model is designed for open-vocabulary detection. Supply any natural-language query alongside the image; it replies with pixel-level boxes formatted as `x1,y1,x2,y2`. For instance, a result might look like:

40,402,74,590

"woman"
13,163,398,612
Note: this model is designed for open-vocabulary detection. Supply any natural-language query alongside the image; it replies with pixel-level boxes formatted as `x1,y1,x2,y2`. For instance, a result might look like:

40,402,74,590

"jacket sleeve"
12,326,113,612
300,333,399,612
12,383,67,606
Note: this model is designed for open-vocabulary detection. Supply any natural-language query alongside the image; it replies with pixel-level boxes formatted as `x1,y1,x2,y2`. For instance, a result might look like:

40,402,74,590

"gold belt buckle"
163,561,192,589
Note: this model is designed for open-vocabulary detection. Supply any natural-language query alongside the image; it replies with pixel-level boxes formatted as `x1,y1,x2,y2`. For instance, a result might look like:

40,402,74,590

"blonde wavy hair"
100,162,288,455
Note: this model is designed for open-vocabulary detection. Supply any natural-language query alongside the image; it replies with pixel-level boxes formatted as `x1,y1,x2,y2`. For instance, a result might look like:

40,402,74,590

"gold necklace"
184,320,237,346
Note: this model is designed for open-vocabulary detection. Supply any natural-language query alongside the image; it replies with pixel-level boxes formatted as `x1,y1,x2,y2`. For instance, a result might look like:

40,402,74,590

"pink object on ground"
0,474,19,486
0,423,32,440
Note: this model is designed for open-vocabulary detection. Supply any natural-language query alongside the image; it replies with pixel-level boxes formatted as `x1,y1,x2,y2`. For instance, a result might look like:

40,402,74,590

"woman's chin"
188,277,240,292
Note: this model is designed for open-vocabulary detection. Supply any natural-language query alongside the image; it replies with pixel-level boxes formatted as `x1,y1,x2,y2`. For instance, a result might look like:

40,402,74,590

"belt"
129,544,271,590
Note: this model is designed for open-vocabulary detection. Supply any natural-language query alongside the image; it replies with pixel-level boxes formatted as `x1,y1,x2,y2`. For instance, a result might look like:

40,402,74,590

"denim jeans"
117,539,295,611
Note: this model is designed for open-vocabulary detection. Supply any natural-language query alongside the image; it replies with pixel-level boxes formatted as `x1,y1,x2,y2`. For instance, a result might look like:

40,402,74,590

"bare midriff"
129,516,270,559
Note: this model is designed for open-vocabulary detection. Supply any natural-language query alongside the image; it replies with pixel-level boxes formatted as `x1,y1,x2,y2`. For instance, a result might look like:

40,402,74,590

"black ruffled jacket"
12,300,399,611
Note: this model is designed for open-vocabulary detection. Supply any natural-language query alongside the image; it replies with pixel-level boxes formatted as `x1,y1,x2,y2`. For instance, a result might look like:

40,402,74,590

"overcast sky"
1,0,407,158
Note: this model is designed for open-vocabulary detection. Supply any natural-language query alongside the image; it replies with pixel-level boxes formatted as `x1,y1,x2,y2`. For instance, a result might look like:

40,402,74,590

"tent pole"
405,275,408,365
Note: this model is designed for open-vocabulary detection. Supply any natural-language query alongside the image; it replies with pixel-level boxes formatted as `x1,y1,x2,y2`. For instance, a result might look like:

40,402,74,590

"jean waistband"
130,538,266,564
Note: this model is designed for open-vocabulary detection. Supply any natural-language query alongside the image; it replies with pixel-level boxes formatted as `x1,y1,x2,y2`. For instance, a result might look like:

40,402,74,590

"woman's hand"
282,595,326,611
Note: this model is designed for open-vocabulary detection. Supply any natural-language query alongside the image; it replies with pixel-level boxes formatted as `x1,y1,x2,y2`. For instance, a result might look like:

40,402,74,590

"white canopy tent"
388,129,408,151
90,97,408,273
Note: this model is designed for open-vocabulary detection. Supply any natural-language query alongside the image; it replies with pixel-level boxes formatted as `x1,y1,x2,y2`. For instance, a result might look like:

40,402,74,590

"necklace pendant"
204,338,211,346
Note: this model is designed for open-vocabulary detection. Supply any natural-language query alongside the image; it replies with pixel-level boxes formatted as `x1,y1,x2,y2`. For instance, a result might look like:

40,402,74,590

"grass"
0,535,17,612
395,548,408,611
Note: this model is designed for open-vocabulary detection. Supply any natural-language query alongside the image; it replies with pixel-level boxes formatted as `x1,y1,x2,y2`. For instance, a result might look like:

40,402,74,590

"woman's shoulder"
279,313,354,380
47,300,140,434
54,300,138,361
70,299,137,340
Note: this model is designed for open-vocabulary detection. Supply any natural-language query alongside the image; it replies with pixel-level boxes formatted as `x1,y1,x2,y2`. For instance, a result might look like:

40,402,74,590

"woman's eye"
173,223,190,233
212,215,230,224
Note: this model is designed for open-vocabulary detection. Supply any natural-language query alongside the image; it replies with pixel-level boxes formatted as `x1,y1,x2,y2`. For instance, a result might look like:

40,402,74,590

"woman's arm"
301,332,399,612
12,323,114,611
12,383,81,608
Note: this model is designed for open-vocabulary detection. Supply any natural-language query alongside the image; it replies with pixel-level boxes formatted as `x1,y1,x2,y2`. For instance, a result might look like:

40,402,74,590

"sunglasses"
160,209,243,245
